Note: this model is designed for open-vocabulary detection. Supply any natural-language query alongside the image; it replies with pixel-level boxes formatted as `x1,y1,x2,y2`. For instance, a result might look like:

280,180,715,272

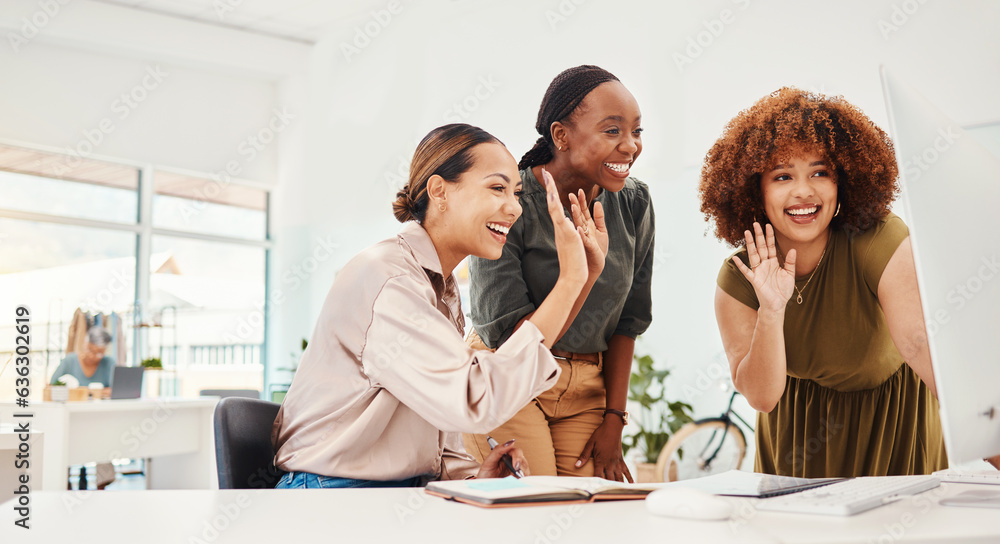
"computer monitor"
881,66,1000,463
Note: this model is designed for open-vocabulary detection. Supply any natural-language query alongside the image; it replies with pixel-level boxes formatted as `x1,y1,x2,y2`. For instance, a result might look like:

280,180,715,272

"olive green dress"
717,214,947,477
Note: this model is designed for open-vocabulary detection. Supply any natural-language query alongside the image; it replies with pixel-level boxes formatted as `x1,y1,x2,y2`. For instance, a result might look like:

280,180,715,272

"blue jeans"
275,471,426,489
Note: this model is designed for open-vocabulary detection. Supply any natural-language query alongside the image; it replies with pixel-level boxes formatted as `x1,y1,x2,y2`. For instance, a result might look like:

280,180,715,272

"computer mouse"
645,486,734,521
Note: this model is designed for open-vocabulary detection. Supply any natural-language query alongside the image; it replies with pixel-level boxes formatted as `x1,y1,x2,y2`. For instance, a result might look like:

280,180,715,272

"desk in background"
0,398,218,491
1,483,997,543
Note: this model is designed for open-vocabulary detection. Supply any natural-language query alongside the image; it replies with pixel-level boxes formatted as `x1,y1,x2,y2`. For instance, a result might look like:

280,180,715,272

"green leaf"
622,347,696,464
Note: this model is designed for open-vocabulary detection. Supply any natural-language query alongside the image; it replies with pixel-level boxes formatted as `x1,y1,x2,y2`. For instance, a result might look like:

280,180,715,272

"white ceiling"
92,0,387,44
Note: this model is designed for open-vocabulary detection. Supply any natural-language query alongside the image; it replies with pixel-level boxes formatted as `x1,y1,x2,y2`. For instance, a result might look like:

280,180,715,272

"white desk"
1,483,997,543
0,398,218,491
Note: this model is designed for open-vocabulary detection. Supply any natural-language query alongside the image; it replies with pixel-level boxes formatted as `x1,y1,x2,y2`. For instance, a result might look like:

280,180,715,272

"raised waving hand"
567,188,608,278
731,222,796,313
541,168,589,285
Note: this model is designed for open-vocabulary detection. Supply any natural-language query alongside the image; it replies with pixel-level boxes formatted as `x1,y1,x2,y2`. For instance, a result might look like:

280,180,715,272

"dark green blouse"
469,167,654,353
718,213,947,477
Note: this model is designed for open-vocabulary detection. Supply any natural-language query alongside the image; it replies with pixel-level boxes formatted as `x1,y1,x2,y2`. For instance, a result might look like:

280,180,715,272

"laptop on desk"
110,366,144,400
662,470,843,498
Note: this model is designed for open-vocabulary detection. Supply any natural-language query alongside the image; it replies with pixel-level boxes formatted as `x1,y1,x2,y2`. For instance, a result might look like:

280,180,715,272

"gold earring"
834,203,841,217
439,203,446,212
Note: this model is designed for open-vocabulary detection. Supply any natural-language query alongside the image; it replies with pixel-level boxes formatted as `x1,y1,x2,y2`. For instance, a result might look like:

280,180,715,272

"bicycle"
654,389,754,482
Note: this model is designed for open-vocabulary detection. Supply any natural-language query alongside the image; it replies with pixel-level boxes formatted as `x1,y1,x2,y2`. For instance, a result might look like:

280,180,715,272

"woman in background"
272,123,604,488
50,326,115,389
464,65,654,482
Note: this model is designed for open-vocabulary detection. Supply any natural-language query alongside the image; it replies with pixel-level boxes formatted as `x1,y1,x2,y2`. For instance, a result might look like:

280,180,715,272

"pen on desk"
487,435,524,478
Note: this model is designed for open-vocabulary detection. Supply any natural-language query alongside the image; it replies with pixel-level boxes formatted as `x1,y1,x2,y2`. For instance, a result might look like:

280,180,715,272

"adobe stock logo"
442,76,501,123
340,0,405,63
545,0,588,31
925,254,1000,338
672,0,751,73
900,126,960,183
213,0,244,19
7,0,72,53
878,0,929,41
49,65,169,176
179,107,294,222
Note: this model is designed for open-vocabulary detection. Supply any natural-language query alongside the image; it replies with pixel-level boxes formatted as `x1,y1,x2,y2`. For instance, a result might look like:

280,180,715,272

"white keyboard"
756,475,940,516
933,469,1000,485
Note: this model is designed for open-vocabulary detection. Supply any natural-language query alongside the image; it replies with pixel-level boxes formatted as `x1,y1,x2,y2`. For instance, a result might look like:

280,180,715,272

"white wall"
0,41,280,180
276,0,1000,436
0,0,307,180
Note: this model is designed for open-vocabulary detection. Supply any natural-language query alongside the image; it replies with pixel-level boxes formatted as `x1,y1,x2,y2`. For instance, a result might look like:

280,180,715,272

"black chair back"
213,397,286,489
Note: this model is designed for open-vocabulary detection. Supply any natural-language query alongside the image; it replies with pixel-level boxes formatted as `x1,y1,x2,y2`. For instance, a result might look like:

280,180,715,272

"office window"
0,144,138,224
148,235,266,397
0,145,141,397
147,170,268,397
0,221,137,399
153,171,267,241
0,142,271,401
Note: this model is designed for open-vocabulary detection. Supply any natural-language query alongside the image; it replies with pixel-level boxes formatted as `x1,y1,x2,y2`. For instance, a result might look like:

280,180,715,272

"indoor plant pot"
623,352,693,483
50,383,69,402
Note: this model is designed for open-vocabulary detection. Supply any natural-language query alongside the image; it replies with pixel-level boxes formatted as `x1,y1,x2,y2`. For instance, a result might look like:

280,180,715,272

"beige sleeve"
361,275,561,435
439,432,480,481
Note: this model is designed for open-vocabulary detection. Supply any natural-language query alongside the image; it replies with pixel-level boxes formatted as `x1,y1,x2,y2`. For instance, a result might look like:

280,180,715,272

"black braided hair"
519,65,620,170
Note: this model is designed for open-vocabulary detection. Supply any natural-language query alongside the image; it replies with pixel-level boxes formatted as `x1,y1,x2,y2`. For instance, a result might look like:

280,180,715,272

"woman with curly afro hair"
699,87,947,478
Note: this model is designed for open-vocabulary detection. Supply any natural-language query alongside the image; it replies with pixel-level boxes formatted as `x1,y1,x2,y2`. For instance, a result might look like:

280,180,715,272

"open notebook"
425,476,665,508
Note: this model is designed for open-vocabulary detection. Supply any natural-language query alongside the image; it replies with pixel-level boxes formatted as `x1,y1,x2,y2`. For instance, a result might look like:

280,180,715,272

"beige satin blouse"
272,221,560,482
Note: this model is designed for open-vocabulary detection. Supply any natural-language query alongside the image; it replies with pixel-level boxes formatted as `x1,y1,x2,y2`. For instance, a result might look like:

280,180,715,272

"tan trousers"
462,330,606,477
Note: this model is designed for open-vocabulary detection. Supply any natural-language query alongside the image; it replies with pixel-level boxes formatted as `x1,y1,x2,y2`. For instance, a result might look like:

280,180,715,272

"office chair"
213,397,286,489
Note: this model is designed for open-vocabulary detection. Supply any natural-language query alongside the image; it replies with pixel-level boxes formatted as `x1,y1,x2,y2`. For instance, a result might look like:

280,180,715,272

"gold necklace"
792,244,828,305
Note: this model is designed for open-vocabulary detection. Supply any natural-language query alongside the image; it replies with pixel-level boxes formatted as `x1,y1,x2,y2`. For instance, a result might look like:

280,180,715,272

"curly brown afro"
699,87,899,247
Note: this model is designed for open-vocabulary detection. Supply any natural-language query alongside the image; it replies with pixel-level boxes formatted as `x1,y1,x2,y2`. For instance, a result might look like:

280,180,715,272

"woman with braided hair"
463,65,653,482
272,123,602,488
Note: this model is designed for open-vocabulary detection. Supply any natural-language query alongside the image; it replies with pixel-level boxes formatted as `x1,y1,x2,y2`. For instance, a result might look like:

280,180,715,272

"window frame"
0,138,273,391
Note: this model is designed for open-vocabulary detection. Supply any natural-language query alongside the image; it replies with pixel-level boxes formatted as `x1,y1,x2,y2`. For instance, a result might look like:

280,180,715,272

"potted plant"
267,338,308,403
140,358,163,397
50,380,70,402
622,353,694,482
140,357,163,369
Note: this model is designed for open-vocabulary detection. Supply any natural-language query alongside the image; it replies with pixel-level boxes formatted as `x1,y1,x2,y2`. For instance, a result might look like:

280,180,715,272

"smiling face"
559,81,642,192
439,142,523,263
760,148,838,251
